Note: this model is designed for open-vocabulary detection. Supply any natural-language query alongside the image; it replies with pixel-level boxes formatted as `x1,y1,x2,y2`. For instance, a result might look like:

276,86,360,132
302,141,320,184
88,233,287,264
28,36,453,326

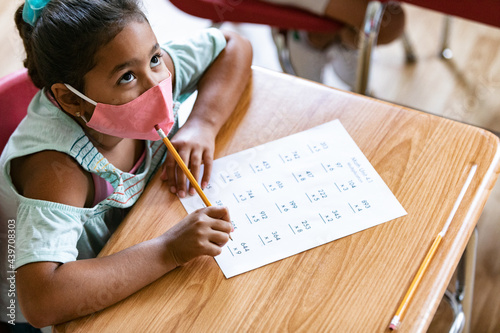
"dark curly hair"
15,0,148,92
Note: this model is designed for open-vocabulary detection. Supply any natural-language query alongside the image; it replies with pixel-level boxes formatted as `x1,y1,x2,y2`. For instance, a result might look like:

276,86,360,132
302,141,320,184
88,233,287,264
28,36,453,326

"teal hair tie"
22,0,51,26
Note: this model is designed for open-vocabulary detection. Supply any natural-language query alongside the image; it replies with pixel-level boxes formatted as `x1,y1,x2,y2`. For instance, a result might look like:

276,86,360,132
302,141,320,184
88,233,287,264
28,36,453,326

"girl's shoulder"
10,150,93,208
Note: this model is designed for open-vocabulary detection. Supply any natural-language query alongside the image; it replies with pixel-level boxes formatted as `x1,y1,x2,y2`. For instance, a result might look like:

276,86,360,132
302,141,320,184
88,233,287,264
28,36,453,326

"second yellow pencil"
389,164,477,330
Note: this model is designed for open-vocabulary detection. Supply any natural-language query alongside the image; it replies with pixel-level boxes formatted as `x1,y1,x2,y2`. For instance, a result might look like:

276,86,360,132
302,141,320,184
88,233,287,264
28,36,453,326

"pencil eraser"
389,316,400,331
154,124,160,131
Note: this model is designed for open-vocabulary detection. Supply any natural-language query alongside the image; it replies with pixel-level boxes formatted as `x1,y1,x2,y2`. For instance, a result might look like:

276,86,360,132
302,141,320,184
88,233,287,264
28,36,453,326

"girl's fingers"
188,150,203,196
175,148,190,198
201,150,213,189
204,242,224,257
164,154,177,194
210,218,233,235
205,206,231,222
210,230,230,246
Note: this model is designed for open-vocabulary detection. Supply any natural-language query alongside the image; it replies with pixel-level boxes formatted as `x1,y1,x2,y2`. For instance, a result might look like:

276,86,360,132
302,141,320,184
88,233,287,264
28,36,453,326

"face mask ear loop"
64,84,98,106
64,84,96,124
79,114,90,123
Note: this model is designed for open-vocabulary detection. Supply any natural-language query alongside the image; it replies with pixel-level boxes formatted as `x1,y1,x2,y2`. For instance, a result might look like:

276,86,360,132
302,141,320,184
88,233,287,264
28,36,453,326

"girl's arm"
160,30,253,197
13,152,232,328
18,207,230,328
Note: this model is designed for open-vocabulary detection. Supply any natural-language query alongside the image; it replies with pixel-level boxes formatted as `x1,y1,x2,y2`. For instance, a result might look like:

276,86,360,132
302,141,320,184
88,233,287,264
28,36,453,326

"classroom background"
1,0,499,331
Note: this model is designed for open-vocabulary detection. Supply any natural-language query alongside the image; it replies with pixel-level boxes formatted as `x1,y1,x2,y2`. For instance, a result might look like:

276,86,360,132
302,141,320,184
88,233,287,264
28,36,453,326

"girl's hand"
162,206,232,266
160,123,216,197
159,30,252,198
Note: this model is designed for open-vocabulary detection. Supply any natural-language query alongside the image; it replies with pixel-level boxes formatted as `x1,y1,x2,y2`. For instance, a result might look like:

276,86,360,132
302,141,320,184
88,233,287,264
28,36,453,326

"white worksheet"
180,120,407,278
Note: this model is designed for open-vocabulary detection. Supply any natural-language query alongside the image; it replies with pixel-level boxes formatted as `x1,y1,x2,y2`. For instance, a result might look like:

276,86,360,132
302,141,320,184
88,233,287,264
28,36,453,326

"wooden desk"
55,67,500,332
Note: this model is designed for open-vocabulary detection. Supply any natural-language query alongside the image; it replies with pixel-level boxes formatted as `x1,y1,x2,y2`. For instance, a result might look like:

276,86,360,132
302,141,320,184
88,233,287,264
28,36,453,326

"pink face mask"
64,74,174,141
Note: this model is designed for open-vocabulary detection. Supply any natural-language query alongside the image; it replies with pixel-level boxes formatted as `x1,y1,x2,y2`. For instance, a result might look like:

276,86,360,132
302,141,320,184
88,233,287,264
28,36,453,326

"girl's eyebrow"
108,43,161,79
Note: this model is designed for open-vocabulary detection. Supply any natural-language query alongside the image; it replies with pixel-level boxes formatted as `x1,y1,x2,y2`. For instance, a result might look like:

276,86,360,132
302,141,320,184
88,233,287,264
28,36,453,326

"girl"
0,0,252,328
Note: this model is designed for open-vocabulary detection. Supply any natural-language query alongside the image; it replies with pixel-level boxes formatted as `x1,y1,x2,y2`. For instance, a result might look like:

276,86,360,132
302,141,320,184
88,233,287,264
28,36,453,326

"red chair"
0,69,39,152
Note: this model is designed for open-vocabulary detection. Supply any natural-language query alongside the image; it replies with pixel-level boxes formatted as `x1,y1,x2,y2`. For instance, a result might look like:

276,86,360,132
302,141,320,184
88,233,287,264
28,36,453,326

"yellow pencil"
155,125,232,240
389,164,477,330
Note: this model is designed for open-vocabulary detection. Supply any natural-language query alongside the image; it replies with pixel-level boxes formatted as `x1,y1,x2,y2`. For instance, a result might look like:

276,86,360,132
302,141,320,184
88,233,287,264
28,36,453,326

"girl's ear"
51,83,83,116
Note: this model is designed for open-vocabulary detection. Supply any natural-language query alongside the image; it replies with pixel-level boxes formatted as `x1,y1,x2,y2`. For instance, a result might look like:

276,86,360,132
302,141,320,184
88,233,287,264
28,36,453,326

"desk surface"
56,67,500,333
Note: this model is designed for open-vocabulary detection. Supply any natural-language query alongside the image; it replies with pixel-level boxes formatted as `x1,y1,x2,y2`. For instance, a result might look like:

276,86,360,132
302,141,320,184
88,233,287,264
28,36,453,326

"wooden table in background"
55,67,500,333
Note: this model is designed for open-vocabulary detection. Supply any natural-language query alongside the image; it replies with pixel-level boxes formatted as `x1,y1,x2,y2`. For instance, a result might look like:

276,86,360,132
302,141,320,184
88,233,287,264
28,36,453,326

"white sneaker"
287,30,328,83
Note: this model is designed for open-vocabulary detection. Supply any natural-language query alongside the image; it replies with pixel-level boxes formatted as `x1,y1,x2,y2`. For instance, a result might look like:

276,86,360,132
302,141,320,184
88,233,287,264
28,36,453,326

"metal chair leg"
270,2,416,92
440,16,453,60
218,22,297,76
402,32,417,63
271,28,296,75
444,289,465,333
444,227,477,333
355,1,386,95
456,227,477,333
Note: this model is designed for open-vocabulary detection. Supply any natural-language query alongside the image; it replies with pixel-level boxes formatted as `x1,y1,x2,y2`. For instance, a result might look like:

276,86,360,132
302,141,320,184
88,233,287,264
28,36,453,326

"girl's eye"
150,53,162,68
119,72,135,84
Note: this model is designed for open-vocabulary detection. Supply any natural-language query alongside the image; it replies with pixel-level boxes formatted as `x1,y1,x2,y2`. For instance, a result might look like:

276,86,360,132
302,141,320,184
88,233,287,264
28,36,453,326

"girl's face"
82,20,169,109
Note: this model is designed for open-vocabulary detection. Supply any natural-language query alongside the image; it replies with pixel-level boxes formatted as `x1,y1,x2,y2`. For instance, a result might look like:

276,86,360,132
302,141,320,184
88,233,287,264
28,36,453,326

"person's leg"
313,1,405,89
261,0,405,48
262,0,405,86
321,0,405,48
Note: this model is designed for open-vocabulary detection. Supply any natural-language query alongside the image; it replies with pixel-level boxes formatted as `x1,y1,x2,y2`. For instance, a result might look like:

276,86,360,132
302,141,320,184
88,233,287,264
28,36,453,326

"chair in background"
169,0,415,95
170,0,499,96
0,69,39,152
353,0,499,96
